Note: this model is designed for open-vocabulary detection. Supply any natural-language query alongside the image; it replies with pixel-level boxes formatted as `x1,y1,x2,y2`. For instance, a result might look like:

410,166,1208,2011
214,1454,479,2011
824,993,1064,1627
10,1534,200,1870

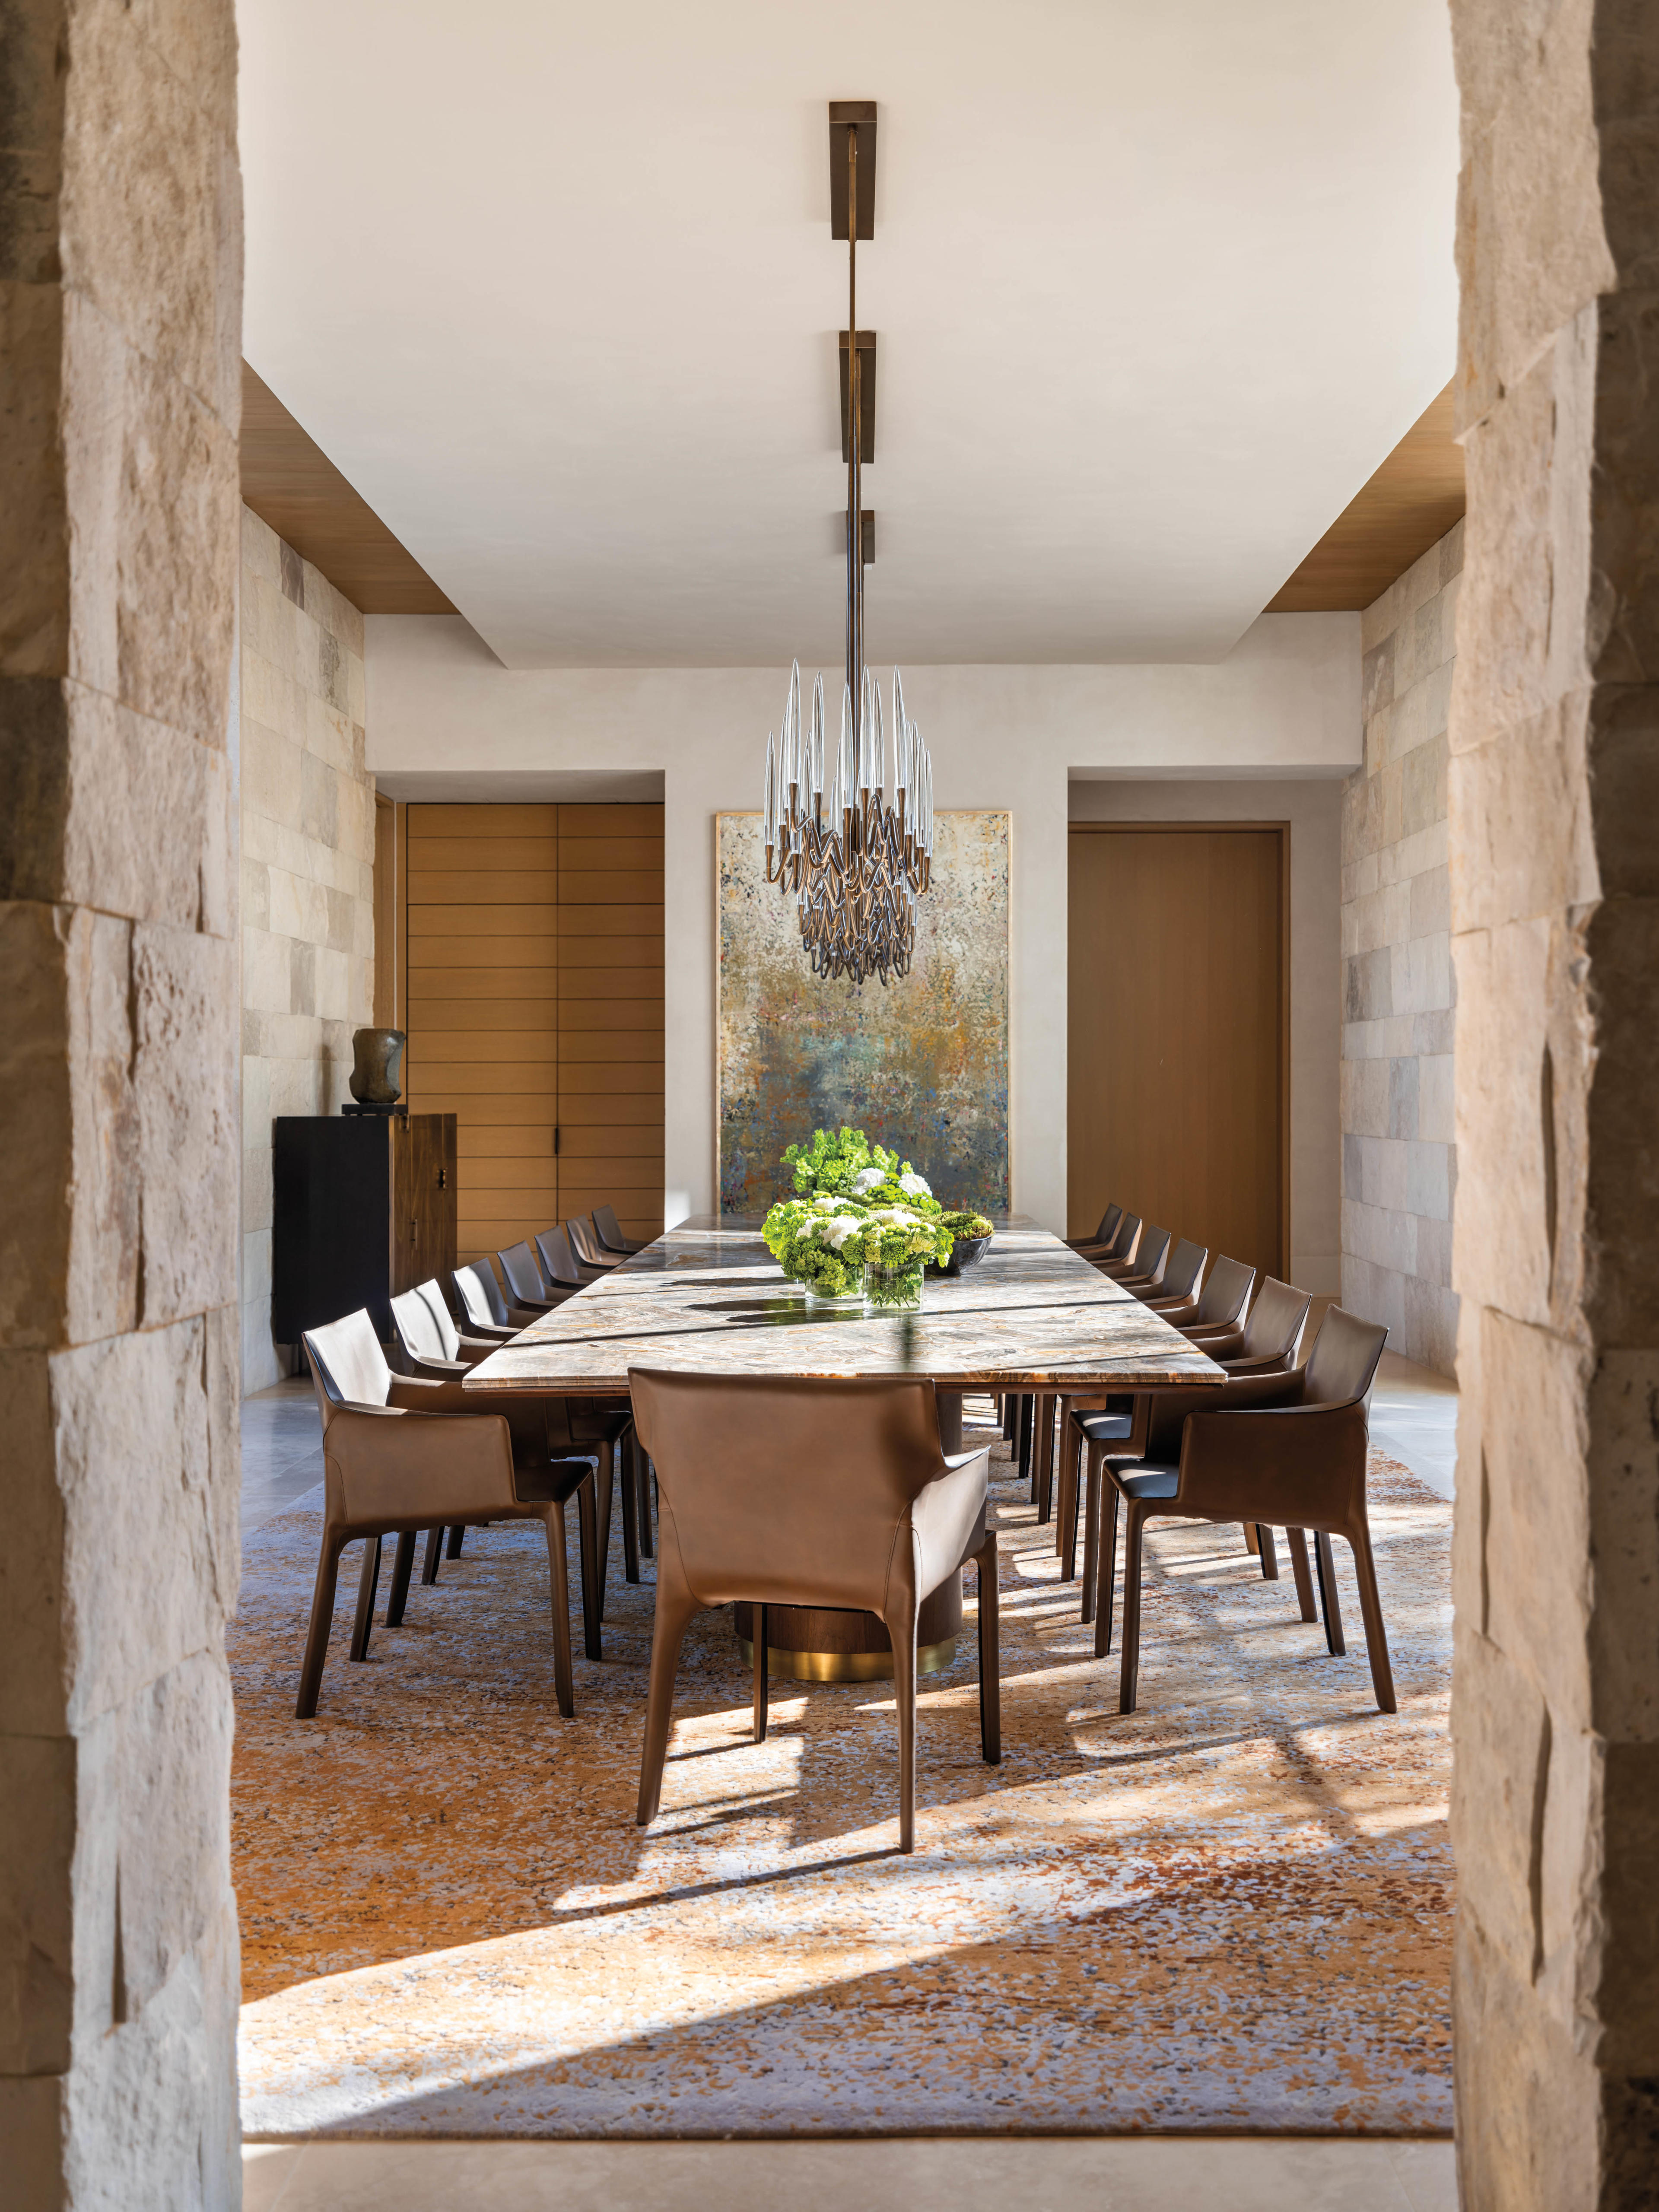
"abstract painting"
717,810,1010,1216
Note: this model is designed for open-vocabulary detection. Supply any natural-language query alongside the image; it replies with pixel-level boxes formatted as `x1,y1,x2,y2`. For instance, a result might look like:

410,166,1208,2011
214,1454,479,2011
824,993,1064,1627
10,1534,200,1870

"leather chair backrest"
594,1203,629,1250
1238,1277,1313,1365
454,1261,509,1329
1301,1305,1388,1410
629,1369,959,1613
391,1281,461,1366
1092,1201,1123,1246
566,1215,608,1268
1134,1225,1173,1283
498,1241,551,1305
302,1309,393,1425
1112,1213,1143,1266
535,1226,584,1289
1193,1255,1255,1327
1157,1238,1207,1303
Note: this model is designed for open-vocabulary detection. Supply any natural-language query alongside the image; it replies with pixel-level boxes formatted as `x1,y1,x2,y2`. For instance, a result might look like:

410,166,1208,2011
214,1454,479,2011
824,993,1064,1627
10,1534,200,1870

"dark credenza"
272,1113,457,1343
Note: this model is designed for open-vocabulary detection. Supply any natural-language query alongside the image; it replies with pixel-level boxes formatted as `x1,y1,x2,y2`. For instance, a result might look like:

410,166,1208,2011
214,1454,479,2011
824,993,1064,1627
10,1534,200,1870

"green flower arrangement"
781,1125,893,1198
762,1190,946,1305
939,1208,994,1241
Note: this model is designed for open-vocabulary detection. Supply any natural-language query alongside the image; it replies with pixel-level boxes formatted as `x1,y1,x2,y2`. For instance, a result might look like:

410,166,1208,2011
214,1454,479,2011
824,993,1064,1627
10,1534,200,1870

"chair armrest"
1143,1367,1301,1459
387,1373,474,1414
912,1446,992,1599
401,1353,474,1384
1175,1400,1370,1527
455,1332,504,1360
322,1405,518,1522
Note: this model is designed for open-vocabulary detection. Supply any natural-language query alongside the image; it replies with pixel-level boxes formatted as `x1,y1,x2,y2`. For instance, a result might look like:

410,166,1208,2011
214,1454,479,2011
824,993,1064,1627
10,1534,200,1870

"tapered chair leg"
385,1531,416,1626
636,1557,703,1826
420,1524,445,1585
1243,1521,1262,1557
1057,1416,1084,1580
349,1535,382,1662
576,1474,604,1662
1017,1394,1034,1485
1080,1446,1103,1623
620,1439,641,1585
446,1525,465,1559
1118,1501,1149,1711
296,1526,350,1718
634,1433,654,1558
542,1502,575,1718
1314,1530,1347,1655
974,1532,1001,1764
1346,1521,1397,1713
753,1602,769,1742
1285,1526,1318,1621
889,1594,920,1854
595,1445,614,1618
1093,1479,1122,1659
1257,1525,1280,1580
1034,1394,1057,1522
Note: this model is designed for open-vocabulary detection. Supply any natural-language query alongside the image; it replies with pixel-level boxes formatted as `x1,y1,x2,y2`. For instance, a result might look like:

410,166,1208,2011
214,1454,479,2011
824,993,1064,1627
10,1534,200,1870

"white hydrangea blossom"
898,1171,931,1198
812,1214,865,1250
851,1166,887,1194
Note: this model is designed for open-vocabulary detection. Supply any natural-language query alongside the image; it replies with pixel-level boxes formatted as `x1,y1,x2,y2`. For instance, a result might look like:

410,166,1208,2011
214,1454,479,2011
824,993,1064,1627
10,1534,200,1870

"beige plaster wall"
238,508,375,1389
1066,777,1342,1295
1340,521,1462,1375
0,0,244,2199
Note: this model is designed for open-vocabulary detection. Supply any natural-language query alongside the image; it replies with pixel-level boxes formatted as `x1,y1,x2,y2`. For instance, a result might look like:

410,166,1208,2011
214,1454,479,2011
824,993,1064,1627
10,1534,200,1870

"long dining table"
464,1213,1226,1679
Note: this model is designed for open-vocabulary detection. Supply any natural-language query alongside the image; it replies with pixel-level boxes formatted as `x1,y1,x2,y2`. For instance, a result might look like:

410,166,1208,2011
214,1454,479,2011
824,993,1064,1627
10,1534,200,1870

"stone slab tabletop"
463,1213,1226,1398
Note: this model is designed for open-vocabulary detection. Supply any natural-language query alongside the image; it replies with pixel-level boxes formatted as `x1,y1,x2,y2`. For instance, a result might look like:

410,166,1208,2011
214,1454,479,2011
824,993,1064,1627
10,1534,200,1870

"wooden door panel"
397,804,665,1249
1068,826,1284,1279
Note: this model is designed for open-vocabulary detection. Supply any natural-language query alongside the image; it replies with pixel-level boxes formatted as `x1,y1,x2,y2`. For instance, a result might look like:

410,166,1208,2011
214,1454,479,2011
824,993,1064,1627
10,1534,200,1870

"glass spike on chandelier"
761,101,936,989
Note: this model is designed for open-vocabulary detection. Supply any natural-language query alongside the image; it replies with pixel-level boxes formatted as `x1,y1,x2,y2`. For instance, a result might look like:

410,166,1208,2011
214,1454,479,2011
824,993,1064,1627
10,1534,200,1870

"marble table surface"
464,1213,1225,1398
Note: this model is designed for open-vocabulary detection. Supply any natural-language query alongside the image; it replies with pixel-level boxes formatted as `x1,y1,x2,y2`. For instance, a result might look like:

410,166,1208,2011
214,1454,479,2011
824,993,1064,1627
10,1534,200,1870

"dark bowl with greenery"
925,1211,995,1278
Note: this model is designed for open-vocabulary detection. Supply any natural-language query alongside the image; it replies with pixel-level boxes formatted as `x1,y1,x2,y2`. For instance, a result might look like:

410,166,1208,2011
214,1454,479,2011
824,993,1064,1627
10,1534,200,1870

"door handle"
554,1126,561,1157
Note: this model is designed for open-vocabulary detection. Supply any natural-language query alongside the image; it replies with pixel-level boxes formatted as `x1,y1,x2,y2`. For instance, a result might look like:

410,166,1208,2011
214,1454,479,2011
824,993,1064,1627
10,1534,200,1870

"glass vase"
803,1277,864,1308
863,1259,925,1312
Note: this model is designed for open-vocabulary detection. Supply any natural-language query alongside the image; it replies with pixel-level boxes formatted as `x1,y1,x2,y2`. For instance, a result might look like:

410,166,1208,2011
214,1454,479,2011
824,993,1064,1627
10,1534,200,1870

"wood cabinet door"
1068,825,1286,1279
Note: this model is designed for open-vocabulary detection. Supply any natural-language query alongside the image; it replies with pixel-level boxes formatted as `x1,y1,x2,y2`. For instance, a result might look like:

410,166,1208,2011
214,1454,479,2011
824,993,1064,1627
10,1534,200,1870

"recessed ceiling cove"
238,0,1458,668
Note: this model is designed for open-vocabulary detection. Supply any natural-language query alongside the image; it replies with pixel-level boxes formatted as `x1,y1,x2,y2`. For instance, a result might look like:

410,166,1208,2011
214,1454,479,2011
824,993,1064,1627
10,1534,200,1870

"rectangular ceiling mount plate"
829,101,877,240
839,330,877,461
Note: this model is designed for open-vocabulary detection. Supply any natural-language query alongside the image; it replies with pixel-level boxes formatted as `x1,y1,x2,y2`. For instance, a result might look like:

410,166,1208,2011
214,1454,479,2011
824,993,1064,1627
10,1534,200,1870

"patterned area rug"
231,1407,1452,2138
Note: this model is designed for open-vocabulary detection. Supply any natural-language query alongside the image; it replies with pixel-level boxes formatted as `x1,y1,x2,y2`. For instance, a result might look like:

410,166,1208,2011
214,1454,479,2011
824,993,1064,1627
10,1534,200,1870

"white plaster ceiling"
238,0,1458,669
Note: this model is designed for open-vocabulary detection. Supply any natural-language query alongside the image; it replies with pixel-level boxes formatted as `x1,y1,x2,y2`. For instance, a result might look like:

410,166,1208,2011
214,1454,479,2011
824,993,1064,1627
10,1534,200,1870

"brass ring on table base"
737,1637,957,1683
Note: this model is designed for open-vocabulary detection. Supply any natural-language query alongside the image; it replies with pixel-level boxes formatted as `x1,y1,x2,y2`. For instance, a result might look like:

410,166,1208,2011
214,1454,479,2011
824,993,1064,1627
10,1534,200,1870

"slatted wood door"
1067,824,1286,1279
401,802,663,1263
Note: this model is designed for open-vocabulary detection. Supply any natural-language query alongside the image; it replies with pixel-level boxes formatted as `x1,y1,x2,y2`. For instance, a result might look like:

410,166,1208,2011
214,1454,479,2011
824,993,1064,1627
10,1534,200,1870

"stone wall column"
1448,4,1659,2206
0,2,243,2205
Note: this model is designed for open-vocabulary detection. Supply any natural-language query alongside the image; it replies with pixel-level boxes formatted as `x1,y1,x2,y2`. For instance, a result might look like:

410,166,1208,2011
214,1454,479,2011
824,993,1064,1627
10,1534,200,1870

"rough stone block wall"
1448,1,1659,2204
1340,522,1461,1376
0,0,244,2202
238,509,374,1390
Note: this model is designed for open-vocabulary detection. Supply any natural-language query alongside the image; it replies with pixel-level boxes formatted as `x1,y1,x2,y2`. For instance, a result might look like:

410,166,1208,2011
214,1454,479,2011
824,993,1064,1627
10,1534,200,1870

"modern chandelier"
761,101,936,989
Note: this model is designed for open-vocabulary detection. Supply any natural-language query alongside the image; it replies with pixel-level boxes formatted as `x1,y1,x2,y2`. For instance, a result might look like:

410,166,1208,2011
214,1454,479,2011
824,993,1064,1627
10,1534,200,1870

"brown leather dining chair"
535,1224,604,1293
1058,1271,1308,1600
1135,1237,1207,1318
450,1259,540,1339
628,1370,1002,1855
297,1309,600,1718
566,1214,623,1273
594,1203,647,1256
392,1280,497,1373
1182,1274,1312,1369
1169,1254,1255,1339
1109,1223,1173,1294
1090,1212,1143,1276
498,1239,574,1314
1102,1307,1395,1714
1065,1201,1123,1255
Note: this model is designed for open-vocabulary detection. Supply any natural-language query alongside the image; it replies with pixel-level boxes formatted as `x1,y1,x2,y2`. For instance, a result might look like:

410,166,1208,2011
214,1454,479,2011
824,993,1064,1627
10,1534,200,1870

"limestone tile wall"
0,0,244,2199
1339,521,1461,1375
238,509,374,1389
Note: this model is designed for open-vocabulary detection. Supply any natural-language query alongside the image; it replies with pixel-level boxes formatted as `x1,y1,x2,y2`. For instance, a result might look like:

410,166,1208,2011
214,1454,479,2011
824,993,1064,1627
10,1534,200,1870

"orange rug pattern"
231,1411,1453,2137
